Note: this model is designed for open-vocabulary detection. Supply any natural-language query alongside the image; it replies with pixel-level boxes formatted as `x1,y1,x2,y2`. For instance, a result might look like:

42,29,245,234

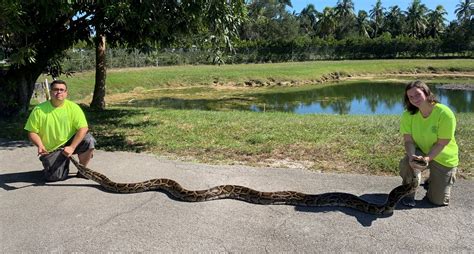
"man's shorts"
39,133,96,182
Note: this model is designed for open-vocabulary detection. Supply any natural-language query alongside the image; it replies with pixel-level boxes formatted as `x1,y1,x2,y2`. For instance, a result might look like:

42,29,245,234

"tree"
405,0,429,38
299,4,319,35
427,5,447,38
334,0,356,39
335,0,355,20
0,1,245,117
90,1,245,109
369,0,385,38
246,0,292,20
384,5,405,37
356,10,372,38
455,0,473,24
241,0,298,42
0,2,89,118
316,7,337,39
449,1,474,54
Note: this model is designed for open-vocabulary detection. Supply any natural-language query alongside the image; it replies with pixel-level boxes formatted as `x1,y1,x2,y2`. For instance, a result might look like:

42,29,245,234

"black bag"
39,150,70,181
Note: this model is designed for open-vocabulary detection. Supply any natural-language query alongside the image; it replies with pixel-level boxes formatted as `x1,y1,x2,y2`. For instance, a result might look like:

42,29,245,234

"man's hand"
62,127,88,158
29,132,48,156
37,146,49,156
62,146,75,157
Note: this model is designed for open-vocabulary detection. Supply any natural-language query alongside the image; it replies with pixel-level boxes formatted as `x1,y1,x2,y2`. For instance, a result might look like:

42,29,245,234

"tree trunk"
90,34,107,110
0,66,42,118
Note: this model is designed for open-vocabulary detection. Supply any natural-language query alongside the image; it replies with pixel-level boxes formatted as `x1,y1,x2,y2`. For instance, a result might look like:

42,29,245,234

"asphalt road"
1,140,472,253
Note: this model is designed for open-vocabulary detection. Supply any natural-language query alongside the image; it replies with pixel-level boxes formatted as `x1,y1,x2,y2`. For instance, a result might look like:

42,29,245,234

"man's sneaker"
402,196,416,207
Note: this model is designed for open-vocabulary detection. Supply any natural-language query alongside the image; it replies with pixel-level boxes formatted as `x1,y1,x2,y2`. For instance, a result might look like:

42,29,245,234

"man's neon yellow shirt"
400,103,459,168
24,99,88,152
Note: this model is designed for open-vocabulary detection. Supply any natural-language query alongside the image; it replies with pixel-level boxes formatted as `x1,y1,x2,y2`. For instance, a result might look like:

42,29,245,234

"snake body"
70,157,420,215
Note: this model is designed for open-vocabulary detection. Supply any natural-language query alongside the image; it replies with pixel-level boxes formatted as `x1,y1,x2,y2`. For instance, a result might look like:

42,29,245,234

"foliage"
241,0,472,42
0,0,245,118
455,0,474,24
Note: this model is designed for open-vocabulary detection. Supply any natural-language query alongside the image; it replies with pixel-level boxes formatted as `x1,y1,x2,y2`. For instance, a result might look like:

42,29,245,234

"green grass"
38,59,474,101
4,107,472,178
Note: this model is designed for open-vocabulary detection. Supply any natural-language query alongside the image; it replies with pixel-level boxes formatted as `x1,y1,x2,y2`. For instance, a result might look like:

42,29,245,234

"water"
249,82,474,115
126,82,473,115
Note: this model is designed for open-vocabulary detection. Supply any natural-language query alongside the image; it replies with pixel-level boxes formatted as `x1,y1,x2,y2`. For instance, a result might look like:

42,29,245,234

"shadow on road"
0,170,100,191
0,170,45,190
0,140,32,150
294,193,388,226
295,192,439,227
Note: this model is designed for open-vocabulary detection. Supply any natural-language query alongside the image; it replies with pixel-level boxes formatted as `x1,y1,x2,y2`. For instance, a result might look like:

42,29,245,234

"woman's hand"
409,155,429,171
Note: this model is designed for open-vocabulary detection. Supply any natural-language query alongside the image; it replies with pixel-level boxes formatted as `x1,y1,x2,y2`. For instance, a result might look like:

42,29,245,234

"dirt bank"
212,71,474,88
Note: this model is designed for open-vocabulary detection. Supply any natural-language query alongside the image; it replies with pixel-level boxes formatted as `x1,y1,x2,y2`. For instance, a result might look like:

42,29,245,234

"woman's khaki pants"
399,155,456,206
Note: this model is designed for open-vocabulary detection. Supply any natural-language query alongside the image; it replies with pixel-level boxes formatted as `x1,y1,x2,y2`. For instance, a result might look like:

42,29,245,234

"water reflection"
249,82,474,115
124,82,473,115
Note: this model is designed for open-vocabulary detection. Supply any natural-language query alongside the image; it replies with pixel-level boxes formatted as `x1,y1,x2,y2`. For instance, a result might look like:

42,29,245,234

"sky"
288,0,459,22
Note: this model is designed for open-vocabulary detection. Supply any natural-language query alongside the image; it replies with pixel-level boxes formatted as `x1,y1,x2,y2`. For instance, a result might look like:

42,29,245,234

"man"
24,80,96,181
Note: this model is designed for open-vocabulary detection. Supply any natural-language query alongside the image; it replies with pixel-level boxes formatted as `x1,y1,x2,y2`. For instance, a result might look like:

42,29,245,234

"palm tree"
384,5,405,36
335,0,355,19
369,0,385,38
243,0,296,41
455,0,473,24
405,0,429,38
274,0,293,19
247,0,264,19
316,7,337,39
427,5,447,37
334,0,356,38
299,4,319,34
277,0,292,8
247,0,293,20
356,10,372,38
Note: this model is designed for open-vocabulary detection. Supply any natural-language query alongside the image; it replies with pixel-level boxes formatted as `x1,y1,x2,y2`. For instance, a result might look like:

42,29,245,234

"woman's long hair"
404,81,438,115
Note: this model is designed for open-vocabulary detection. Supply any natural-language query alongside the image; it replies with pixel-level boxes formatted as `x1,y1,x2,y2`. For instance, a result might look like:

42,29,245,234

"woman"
399,80,458,207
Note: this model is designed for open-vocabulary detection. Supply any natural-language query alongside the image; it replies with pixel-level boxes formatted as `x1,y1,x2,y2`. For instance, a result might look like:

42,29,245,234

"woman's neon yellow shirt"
24,100,88,152
400,103,459,168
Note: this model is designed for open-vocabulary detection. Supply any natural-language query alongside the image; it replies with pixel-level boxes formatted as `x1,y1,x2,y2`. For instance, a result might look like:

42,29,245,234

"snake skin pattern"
70,157,420,215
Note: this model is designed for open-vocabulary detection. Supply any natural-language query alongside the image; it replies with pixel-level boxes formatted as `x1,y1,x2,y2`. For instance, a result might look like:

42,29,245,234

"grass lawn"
84,108,473,178
38,58,474,101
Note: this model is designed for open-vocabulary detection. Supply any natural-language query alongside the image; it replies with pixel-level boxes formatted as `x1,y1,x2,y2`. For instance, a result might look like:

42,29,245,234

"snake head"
382,207,394,215
412,157,429,168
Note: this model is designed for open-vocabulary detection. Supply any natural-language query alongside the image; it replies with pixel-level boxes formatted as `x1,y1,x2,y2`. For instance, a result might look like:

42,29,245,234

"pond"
249,82,474,115
126,82,474,115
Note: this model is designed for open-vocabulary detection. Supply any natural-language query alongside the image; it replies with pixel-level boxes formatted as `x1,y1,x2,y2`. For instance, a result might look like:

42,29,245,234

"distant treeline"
231,35,471,62
62,35,471,72
60,0,473,71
